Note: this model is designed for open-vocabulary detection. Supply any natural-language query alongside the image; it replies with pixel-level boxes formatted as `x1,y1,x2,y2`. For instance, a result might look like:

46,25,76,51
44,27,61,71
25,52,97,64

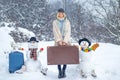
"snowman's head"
78,38,91,49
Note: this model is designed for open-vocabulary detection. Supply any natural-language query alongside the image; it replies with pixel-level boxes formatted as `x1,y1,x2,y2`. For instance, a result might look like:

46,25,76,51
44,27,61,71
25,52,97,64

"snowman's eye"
81,41,89,46
82,41,86,44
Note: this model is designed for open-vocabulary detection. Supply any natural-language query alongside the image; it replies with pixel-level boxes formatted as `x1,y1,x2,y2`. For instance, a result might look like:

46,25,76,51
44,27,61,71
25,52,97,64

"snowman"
16,37,47,75
78,38,99,78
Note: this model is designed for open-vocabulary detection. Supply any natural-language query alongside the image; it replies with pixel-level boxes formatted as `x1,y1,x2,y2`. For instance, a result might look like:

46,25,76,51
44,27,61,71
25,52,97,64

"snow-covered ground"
0,26,120,80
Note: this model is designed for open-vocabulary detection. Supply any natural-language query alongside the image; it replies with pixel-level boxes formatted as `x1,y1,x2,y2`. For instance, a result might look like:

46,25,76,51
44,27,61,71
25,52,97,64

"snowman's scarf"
29,48,38,61
81,43,99,53
81,47,92,53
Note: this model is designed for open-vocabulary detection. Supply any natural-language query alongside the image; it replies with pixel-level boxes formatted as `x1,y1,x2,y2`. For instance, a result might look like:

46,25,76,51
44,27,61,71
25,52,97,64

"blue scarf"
57,19,65,38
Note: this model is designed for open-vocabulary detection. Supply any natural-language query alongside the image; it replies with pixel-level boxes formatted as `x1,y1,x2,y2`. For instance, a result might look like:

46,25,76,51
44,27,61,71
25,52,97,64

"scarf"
57,18,66,38
81,47,92,53
29,48,38,61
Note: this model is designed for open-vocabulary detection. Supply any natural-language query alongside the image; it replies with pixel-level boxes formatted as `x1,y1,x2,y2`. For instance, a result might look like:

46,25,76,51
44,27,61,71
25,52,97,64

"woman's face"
58,12,64,18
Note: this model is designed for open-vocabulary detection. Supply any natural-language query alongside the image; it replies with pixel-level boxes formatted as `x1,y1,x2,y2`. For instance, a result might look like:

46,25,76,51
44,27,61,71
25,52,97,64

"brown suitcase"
47,46,79,65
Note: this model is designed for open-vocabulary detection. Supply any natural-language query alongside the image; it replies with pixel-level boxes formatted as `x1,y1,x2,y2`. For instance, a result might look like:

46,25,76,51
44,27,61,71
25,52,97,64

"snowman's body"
79,50,94,74
25,42,47,73
16,39,47,75
78,38,96,78
25,58,41,72
25,49,42,72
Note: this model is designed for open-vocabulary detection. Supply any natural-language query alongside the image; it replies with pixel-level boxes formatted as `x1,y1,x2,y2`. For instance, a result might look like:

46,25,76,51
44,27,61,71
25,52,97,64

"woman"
53,8,71,78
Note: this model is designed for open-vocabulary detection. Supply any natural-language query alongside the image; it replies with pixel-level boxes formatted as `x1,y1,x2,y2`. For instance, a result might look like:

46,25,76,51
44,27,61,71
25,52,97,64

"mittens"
91,43,99,51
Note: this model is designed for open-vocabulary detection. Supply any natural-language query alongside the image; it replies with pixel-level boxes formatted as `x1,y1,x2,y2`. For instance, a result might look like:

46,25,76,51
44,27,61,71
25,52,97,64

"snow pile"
0,26,35,52
0,28,14,53
0,28,14,76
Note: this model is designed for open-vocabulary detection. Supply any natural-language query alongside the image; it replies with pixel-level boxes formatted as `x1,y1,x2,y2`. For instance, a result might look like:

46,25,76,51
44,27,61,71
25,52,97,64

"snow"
18,27,35,38
0,26,120,80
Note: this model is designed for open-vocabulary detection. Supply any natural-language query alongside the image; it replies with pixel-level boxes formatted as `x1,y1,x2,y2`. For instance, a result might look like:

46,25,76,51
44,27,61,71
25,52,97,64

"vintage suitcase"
9,51,24,73
47,46,79,65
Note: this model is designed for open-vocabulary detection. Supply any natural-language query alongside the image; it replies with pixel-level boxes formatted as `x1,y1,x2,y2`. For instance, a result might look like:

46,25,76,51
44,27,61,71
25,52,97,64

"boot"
58,70,62,78
62,69,66,78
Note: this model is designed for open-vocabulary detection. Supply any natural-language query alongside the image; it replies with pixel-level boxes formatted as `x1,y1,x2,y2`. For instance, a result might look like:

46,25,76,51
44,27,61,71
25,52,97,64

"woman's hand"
57,41,63,46
57,41,67,46
62,42,67,46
